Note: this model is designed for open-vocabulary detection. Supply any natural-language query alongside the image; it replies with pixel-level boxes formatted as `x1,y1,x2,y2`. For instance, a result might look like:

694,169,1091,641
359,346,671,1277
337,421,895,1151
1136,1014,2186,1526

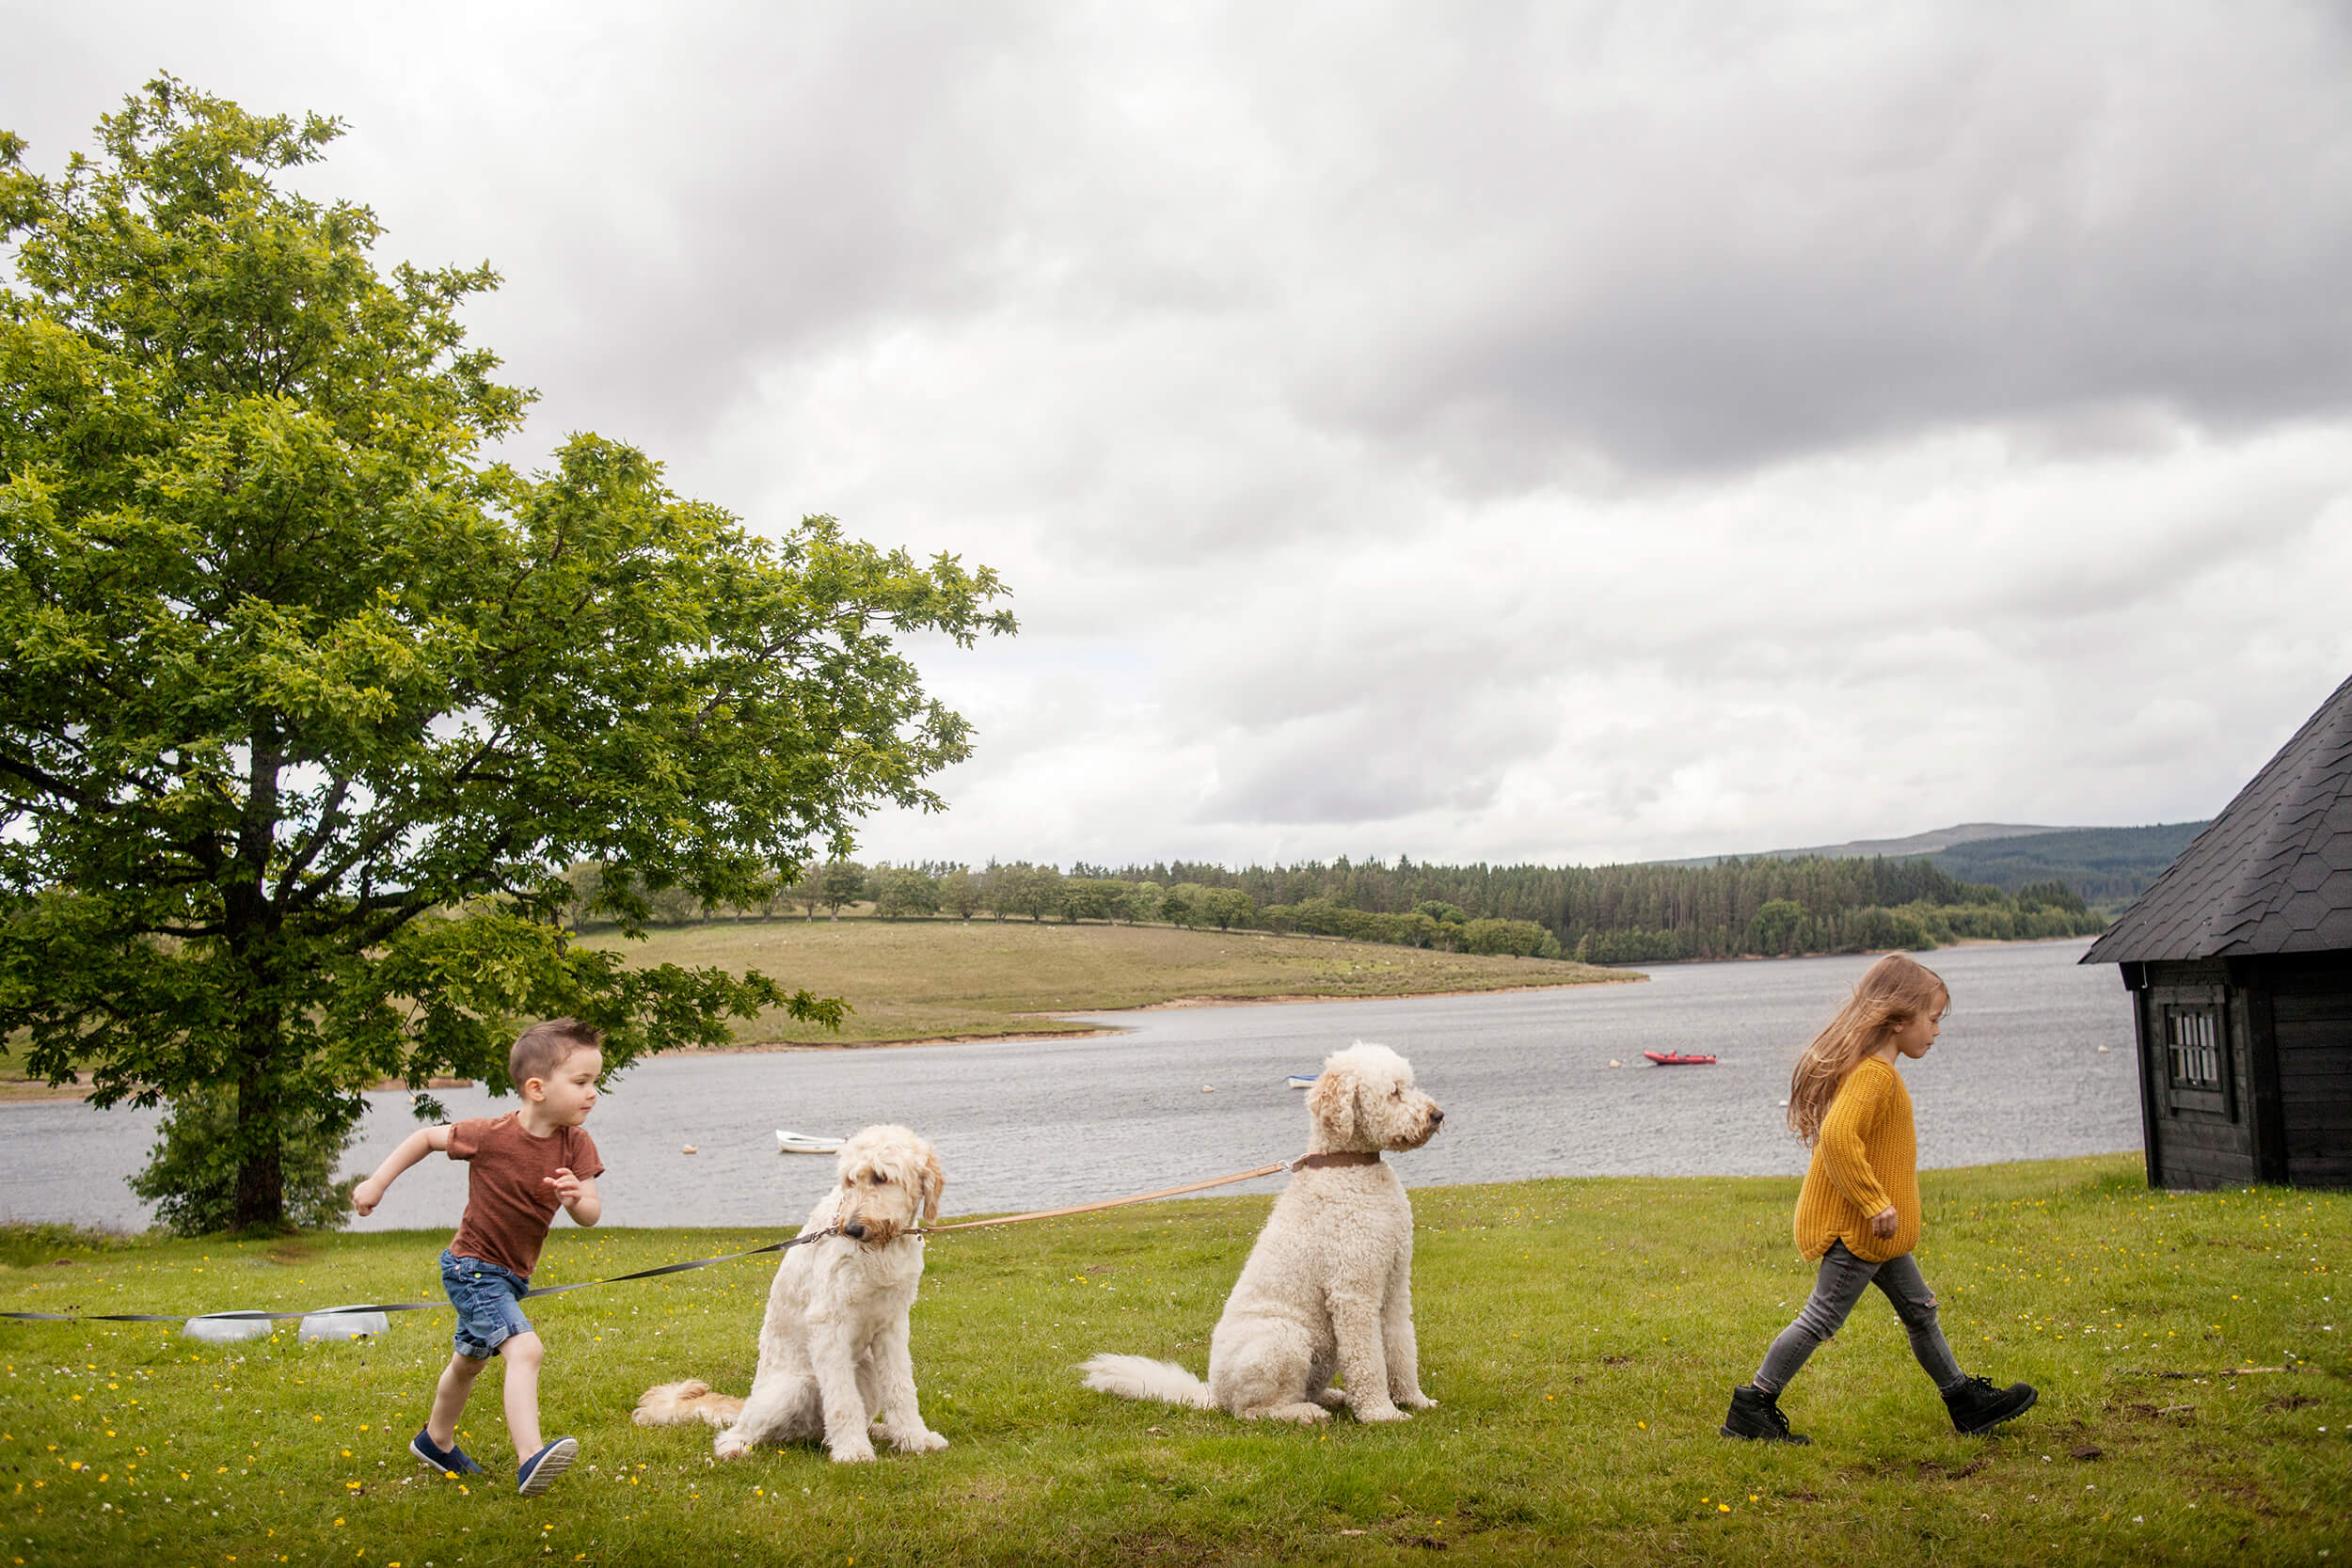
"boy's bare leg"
501,1332,546,1459
427,1352,490,1449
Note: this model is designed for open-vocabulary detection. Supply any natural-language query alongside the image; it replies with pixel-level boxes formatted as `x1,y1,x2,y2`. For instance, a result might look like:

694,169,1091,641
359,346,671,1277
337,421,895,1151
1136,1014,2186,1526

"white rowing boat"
1285,1073,1319,1089
775,1130,844,1155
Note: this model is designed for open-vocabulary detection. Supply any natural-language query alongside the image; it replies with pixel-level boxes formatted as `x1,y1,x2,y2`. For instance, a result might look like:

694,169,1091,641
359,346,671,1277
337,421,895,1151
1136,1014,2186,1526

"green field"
4,1155,2344,1565
577,916,1637,1048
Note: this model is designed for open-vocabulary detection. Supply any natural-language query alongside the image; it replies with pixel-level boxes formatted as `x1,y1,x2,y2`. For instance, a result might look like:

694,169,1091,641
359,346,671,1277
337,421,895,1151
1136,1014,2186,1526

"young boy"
353,1018,606,1497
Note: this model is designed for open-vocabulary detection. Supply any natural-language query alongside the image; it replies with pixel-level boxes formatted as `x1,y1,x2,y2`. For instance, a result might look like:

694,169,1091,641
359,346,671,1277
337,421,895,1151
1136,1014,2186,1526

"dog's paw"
1397,1391,1438,1410
827,1438,878,1465
711,1431,753,1462
1352,1402,1410,1423
1311,1388,1348,1410
1246,1402,1333,1424
892,1429,948,1454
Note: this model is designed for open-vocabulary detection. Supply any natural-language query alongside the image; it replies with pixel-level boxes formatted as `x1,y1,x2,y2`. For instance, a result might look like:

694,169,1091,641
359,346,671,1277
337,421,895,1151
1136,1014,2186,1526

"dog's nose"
842,1220,866,1240
1427,1107,1444,1125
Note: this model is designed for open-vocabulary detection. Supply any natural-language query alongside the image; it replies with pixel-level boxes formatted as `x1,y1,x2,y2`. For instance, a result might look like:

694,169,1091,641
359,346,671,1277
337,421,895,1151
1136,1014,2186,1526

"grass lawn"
574,917,1637,1048
3,1154,2344,1565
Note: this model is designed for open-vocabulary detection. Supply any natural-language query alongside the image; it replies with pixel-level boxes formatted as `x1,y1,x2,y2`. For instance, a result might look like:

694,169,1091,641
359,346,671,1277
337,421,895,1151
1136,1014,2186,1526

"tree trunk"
226,721,288,1231
230,1062,286,1231
225,953,290,1230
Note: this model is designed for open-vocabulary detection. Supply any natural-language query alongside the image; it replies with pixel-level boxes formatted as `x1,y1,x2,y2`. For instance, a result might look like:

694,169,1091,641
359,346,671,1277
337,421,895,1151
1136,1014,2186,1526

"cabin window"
2166,1007,2221,1088
2160,1002,2233,1117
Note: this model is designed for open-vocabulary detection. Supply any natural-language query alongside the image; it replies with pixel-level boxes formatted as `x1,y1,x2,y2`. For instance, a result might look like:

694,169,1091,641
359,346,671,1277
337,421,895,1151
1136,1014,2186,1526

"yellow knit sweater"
1793,1056,1920,1264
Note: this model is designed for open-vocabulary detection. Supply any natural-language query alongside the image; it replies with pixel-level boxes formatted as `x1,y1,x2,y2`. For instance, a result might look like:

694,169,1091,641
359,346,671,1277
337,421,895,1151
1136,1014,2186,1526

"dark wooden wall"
2127,954,2352,1190
2263,954,2352,1188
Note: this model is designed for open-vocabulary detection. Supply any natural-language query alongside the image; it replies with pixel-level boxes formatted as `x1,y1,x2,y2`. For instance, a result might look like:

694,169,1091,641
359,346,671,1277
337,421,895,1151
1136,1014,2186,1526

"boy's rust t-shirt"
446,1112,604,1279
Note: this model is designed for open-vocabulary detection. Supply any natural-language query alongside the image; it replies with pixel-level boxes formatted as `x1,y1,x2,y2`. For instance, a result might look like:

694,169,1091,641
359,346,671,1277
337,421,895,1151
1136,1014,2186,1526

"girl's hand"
352,1179,382,1217
1869,1205,1899,1239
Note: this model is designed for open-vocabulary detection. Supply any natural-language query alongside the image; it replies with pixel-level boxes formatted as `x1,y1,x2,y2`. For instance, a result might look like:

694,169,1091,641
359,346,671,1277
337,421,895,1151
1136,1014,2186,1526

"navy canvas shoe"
516,1436,578,1498
409,1428,484,1476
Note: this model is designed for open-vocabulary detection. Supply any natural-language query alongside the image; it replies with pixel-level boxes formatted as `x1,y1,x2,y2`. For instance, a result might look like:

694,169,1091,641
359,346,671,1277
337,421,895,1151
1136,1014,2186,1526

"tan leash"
917,1162,1291,1233
916,1151,1376,1234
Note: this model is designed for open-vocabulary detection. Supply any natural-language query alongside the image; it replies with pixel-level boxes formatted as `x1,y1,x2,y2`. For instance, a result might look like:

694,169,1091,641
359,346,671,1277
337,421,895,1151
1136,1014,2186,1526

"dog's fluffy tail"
1079,1354,1216,1409
633,1379,744,1429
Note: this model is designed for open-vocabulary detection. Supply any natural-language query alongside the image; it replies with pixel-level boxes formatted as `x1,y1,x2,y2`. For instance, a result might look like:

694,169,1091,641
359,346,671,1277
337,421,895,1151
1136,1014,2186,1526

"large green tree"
0,80,1013,1228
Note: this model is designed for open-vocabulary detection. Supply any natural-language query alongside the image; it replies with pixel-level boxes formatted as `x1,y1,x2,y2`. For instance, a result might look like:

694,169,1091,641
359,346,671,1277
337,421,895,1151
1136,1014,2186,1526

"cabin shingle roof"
2084,671,2352,964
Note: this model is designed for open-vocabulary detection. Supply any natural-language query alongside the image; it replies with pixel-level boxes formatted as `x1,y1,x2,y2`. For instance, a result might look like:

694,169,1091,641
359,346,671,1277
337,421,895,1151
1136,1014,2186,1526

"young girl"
1722,954,2036,1444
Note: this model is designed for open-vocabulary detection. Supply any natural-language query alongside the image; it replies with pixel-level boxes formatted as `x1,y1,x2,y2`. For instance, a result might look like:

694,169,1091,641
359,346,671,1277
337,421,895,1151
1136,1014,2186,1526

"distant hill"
1658,820,2209,911
1659,822,2070,868
1926,823,2209,909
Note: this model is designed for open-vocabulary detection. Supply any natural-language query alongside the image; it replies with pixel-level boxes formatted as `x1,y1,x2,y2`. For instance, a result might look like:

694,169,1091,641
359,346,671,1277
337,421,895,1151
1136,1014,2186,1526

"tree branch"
272,772,352,906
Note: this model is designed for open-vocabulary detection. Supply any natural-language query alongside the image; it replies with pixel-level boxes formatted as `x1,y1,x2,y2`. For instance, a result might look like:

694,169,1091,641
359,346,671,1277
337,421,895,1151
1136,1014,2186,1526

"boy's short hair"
509,1018,603,1092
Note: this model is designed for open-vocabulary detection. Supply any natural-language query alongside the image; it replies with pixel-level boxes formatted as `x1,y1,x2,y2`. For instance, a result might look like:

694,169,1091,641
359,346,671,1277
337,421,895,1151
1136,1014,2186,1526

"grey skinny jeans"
1754,1241,1964,1394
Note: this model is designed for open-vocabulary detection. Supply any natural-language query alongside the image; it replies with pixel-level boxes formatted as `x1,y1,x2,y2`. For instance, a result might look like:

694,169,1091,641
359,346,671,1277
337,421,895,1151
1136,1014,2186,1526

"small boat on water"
1286,1073,1319,1089
775,1130,845,1154
1643,1051,1718,1067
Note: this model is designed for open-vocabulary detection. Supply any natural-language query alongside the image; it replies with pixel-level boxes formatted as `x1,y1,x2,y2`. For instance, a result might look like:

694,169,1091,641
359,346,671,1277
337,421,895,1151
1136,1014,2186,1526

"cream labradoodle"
1082,1042,1444,1422
634,1124,948,1464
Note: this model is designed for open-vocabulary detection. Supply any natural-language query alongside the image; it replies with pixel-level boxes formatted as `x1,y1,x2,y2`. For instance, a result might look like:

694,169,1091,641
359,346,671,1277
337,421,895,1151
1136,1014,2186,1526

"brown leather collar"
1293,1151,1383,1169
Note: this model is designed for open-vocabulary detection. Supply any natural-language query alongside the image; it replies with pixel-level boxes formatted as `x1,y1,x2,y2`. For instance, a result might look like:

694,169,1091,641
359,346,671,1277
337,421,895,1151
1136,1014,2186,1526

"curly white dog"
1082,1042,1443,1422
634,1124,949,1464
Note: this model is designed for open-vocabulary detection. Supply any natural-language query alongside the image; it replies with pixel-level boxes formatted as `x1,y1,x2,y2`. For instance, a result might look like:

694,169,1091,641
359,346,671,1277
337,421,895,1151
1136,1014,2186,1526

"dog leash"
0,1227,841,1326
914,1161,1293,1234
914,1151,1376,1234
2,1151,1367,1326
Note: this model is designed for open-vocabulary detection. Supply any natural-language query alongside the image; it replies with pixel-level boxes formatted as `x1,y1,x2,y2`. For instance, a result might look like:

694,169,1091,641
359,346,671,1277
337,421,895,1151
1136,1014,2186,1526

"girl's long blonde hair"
1787,953,1948,1145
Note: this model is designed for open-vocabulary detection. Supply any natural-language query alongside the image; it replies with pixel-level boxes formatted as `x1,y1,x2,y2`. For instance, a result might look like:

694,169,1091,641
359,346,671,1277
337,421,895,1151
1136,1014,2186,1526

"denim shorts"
440,1250,533,1359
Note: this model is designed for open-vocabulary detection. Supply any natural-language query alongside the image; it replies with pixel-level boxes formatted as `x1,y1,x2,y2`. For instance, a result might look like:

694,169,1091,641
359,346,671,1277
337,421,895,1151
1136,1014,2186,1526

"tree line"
565,852,2106,963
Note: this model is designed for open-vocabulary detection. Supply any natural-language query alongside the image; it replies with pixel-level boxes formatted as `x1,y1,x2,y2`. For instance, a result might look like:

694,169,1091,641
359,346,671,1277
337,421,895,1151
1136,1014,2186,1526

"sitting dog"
1082,1042,1443,1422
635,1124,948,1464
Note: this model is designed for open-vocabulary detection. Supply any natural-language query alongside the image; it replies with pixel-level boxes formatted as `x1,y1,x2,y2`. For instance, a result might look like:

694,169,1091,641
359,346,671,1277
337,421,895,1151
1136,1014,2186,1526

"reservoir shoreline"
0,937,2106,1101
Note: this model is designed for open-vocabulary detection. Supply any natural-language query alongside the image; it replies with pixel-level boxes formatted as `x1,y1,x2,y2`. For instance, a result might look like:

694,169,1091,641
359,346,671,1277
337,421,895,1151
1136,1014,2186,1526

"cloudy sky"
9,2,2351,870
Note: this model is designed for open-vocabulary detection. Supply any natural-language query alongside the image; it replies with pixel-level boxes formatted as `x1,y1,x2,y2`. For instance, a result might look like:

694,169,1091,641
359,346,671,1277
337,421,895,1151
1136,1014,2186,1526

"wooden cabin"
2082,671,2352,1190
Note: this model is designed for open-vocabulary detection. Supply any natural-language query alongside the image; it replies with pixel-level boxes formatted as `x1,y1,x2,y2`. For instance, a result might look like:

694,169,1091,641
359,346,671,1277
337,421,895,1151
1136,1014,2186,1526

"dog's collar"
1291,1151,1383,1169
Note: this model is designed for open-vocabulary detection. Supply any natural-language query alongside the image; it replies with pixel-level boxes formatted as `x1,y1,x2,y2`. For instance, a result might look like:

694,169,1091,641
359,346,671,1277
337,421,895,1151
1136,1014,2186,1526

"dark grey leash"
0,1226,839,1326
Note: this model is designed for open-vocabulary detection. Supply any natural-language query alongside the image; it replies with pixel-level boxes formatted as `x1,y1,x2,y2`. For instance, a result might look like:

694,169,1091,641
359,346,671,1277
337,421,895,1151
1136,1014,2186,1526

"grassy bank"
3,1154,2344,1565
578,917,1637,1048
0,922,1632,1100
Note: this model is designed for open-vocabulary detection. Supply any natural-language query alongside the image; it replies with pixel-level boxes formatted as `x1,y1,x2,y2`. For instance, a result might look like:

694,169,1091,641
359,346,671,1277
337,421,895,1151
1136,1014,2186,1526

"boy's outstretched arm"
547,1168,601,1227
352,1125,454,1216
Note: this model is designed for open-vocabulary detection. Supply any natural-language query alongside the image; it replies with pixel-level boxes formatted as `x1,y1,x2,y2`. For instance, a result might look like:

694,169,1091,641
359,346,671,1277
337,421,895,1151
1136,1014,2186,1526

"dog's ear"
919,1145,945,1227
1306,1067,1356,1142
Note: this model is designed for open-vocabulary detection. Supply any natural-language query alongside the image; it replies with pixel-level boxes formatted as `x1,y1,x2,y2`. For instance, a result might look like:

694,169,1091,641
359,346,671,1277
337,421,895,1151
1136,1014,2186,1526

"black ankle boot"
1721,1384,1809,1444
1943,1374,2037,1434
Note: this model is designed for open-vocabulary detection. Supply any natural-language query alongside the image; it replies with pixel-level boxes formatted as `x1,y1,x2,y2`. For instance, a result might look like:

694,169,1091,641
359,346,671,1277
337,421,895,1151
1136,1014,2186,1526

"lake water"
0,938,2140,1234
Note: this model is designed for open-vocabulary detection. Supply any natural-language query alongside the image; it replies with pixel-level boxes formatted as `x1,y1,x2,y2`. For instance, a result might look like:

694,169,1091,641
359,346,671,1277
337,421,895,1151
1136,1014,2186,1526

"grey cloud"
23,4,2349,496
1196,695,1550,826
435,8,1065,452
7,3,1067,453
1265,6,2352,484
